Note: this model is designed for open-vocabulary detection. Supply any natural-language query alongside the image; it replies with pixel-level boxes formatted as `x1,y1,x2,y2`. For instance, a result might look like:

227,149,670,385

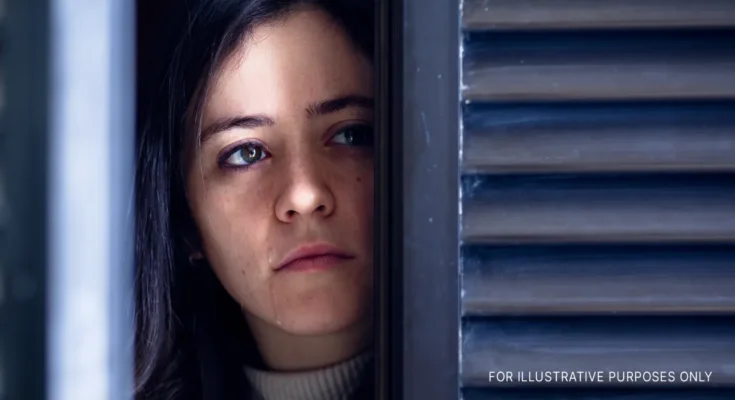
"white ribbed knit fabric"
244,352,372,400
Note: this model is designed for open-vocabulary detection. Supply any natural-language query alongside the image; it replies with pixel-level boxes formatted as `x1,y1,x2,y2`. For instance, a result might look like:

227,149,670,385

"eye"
220,142,269,168
329,124,374,147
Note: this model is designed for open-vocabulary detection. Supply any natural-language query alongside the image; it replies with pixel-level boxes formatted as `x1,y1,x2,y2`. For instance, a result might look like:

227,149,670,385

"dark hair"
135,0,374,398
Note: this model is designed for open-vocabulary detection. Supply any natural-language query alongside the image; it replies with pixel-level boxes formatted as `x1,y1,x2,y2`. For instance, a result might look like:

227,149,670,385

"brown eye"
222,142,269,168
330,124,374,147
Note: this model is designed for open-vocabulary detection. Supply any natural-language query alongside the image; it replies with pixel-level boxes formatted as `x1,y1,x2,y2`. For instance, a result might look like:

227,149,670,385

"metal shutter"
460,1,735,399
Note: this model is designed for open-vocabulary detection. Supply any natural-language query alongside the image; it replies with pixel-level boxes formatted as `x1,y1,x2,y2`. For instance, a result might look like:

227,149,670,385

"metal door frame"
376,0,461,398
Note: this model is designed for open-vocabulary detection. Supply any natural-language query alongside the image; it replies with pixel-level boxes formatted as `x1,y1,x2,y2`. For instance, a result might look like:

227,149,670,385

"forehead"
204,9,372,122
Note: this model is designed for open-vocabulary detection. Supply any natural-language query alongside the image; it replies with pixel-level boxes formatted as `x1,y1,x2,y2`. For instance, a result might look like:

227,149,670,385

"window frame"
2,0,51,398
376,0,461,398
2,0,136,399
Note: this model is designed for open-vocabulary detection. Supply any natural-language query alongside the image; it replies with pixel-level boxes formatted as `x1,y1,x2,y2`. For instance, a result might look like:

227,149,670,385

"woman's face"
187,9,373,337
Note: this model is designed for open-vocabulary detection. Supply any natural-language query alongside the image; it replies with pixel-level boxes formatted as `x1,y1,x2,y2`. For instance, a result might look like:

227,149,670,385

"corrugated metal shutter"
460,1,735,398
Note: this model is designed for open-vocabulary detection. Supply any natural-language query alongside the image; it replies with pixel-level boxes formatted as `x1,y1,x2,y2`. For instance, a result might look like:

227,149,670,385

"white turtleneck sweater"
243,352,372,400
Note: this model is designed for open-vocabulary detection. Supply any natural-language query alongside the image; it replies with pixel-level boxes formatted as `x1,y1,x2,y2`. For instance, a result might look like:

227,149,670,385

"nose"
275,165,335,223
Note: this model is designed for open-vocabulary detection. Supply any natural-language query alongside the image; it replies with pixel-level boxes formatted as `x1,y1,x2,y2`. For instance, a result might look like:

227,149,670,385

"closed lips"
275,243,354,271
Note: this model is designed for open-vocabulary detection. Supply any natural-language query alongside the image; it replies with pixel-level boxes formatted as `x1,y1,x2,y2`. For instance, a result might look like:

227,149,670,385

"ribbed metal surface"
462,174,735,244
463,388,735,400
462,317,735,386
463,102,735,173
463,30,735,102
460,1,735,397
462,244,735,316
463,0,735,31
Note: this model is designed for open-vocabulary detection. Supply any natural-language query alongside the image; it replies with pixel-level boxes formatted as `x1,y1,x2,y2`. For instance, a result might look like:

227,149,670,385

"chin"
286,298,370,336
271,285,372,336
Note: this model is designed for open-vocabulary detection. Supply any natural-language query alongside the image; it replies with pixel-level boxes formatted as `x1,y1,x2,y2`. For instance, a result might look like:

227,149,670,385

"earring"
188,251,204,265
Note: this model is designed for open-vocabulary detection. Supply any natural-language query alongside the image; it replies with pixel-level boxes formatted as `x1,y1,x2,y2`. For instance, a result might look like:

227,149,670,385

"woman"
135,0,375,398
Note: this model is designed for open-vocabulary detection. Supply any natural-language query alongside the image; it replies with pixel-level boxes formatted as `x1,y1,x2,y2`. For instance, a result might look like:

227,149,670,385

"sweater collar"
244,351,372,400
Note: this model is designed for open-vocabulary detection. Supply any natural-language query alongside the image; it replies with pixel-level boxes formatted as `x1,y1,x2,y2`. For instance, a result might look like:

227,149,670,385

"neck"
245,313,373,371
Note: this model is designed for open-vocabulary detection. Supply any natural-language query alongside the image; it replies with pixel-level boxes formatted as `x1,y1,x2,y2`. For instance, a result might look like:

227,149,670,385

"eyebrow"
306,94,374,119
201,94,374,142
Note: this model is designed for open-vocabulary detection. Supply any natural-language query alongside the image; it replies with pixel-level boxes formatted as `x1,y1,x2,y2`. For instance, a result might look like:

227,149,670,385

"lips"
275,243,355,272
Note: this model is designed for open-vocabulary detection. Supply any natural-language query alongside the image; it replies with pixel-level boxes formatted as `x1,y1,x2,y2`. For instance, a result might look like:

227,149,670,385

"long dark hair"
135,0,374,398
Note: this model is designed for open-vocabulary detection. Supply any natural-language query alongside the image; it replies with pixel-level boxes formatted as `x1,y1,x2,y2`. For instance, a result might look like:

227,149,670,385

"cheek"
187,173,277,294
338,161,374,234
337,149,373,188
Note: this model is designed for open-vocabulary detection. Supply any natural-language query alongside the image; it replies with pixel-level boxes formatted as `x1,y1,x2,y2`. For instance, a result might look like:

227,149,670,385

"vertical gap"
375,0,404,398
